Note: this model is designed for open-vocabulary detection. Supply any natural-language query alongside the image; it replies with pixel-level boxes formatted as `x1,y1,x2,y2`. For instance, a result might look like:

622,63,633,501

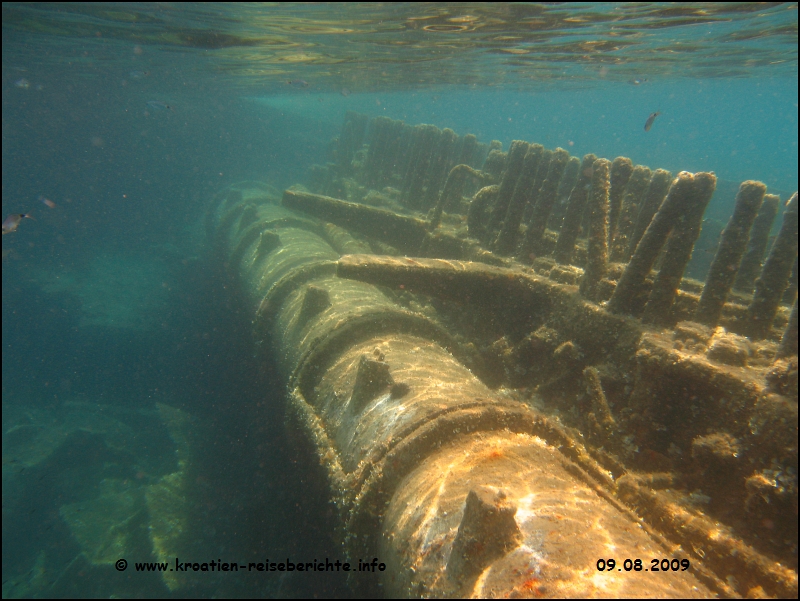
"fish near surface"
644,111,660,132
2,214,34,235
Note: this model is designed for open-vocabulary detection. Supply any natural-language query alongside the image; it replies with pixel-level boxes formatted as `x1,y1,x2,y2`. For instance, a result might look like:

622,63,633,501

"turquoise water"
2,3,797,598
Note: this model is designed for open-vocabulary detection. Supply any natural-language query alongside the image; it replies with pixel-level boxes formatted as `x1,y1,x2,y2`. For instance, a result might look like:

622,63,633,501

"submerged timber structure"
207,112,797,598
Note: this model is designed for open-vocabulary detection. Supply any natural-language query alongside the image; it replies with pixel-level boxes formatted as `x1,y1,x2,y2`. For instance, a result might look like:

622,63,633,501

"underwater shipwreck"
207,112,798,598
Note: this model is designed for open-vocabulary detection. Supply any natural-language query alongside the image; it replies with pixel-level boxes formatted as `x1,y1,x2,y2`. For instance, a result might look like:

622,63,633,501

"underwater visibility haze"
2,3,798,599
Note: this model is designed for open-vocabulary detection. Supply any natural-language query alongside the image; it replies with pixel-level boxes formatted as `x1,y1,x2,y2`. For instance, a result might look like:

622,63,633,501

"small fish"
39,195,56,208
287,79,309,88
14,78,30,89
644,111,660,132
2,214,35,235
629,78,648,85
146,100,173,111
129,70,150,79
340,88,351,97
